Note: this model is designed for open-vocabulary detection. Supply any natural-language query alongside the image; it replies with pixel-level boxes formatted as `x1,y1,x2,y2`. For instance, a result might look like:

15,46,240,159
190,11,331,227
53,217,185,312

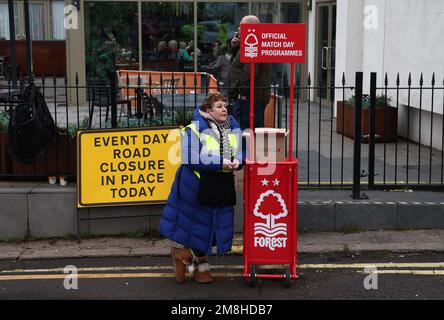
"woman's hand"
232,159,240,170
223,159,234,171
222,159,240,171
231,31,240,48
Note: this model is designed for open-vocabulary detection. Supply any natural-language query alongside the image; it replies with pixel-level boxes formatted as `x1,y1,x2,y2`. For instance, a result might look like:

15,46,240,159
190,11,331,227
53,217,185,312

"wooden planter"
0,132,11,174
336,101,398,143
45,133,77,177
11,142,46,176
11,132,77,177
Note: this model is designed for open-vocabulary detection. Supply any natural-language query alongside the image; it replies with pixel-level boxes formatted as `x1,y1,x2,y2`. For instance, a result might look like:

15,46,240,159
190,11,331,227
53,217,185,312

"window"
141,2,194,72
251,2,278,23
281,2,301,24
251,2,302,88
0,2,19,40
84,1,139,79
197,2,248,74
51,0,65,40
29,3,44,40
83,0,304,76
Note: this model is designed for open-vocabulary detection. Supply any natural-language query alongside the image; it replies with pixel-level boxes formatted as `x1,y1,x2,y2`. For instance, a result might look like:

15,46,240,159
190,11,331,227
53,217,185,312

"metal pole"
368,72,377,189
249,63,255,161
77,208,81,243
110,71,117,128
7,0,17,84
23,0,33,80
352,72,365,199
193,1,197,72
289,63,295,161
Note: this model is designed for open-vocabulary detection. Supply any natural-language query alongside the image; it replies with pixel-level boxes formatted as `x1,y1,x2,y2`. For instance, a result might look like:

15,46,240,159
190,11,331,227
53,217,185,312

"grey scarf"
199,110,232,161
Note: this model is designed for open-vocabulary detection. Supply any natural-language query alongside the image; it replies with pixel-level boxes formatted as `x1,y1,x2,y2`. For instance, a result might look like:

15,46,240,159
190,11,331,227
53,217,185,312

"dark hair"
200,92,227,112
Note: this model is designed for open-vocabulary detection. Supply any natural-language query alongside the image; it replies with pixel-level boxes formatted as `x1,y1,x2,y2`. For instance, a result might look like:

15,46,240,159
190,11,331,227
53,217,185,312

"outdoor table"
156,93,206,110
0,88,22,105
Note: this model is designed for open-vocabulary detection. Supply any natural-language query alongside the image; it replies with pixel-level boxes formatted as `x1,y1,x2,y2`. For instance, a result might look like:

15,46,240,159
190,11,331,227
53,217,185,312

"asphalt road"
0,252,443,301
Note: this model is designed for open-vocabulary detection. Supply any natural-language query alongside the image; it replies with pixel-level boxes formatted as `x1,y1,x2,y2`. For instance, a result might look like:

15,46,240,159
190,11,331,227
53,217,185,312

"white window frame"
0,0,68,40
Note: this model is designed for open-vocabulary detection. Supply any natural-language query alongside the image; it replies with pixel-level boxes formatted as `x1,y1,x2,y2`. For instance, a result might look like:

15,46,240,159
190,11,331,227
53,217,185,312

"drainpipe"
7,0,17,85
24,0,33,81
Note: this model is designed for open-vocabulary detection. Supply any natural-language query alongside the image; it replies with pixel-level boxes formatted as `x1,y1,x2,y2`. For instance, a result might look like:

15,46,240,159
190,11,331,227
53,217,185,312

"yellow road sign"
77,127,181,207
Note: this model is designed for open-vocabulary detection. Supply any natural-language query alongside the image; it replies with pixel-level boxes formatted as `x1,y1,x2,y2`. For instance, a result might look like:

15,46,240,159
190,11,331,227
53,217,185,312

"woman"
167,40,179,60
160,92,243,284
178,41,193,62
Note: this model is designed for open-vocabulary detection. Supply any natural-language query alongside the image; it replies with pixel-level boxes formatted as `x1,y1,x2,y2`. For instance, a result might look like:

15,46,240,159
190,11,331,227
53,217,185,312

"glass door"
315,2,336,103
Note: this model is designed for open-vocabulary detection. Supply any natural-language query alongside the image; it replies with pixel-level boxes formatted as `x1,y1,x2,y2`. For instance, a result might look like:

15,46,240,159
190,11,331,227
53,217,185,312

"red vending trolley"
240,23,306,287
243,160,298,287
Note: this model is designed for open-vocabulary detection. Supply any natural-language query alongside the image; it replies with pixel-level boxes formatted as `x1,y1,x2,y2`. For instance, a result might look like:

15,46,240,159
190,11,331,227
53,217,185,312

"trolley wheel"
284,267,291,288
250,265,257,288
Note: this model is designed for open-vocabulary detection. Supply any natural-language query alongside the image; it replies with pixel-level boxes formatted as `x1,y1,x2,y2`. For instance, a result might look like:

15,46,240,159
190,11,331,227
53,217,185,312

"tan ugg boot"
171,247,193,284
193,257,214,284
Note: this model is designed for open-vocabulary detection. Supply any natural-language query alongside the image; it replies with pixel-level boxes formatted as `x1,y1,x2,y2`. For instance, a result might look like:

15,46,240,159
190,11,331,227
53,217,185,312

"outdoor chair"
161,78,180,95
88,79,131,127
88,79,110,126
0,56,5,80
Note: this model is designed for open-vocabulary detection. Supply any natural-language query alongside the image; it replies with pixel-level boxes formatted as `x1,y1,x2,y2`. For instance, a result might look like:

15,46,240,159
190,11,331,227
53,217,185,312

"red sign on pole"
241,23,306,285
240,23,306,63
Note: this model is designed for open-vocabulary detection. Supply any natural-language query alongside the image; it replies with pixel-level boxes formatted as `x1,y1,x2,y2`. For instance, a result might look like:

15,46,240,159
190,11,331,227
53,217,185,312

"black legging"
191,249,206,258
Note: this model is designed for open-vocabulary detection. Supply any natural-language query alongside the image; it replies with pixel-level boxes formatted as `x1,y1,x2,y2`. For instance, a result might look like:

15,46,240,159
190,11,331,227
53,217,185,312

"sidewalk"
1,230,444,261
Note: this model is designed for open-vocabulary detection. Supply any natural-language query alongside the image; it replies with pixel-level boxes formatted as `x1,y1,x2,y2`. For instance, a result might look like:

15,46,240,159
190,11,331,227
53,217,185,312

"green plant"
180,24,206,43
347,94,392,108
66,117,91,138
173,109,193,126
104,117,142,129
121,118,142,128
67,123,78,138
119,231,148,238
216,23,229,44
341,225,364,234
376,95,392,107
180,24,193,42
0,111,9,133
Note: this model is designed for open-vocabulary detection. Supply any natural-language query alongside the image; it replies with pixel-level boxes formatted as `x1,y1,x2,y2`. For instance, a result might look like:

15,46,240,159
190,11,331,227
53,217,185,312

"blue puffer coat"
160,109,243,255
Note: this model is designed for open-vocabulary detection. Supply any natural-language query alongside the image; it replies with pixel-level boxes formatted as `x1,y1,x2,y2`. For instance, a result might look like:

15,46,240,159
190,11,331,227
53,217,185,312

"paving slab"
29,193,78,237
335,202,398,231
398,204,444,229
0,230,443,261
0,193,28,239
298,203,335,232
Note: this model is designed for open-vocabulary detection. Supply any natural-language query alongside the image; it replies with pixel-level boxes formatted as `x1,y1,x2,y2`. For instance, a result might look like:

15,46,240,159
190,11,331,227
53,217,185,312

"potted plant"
0,111,11,174
336,94,397,143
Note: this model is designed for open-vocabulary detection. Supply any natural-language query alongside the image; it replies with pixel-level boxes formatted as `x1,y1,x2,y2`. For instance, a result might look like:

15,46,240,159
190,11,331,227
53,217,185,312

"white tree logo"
253,190,287,237
244,29,259,59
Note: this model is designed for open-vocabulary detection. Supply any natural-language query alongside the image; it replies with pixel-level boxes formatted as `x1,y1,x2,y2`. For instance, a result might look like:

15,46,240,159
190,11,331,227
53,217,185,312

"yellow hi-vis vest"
182,122,239,177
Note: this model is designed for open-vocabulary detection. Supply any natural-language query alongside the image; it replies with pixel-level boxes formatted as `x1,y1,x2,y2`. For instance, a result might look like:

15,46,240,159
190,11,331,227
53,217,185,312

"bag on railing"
8,82,55,163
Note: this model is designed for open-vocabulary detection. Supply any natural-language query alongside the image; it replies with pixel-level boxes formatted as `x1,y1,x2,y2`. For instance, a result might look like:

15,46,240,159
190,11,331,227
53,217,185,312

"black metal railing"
367,71,444,191
1,71,444,195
